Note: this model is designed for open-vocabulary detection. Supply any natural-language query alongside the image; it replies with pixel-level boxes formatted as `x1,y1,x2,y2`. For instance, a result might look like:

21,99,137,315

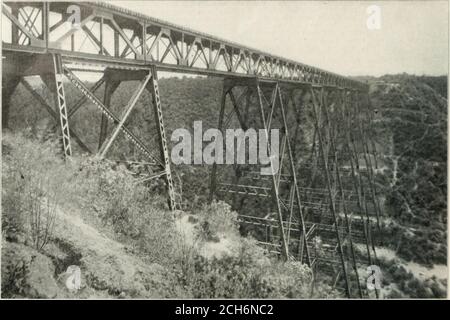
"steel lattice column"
321,89,363,298
147,66,177,210
40,53,73,157
310,87,350,297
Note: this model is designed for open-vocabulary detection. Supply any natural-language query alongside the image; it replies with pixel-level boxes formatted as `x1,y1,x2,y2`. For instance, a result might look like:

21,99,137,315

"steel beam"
98,79,120,149
147,66,177,210
98,73,151,158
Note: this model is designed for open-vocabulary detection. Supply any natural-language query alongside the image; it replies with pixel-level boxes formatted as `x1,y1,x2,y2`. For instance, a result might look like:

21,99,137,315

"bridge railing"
2,1,367,90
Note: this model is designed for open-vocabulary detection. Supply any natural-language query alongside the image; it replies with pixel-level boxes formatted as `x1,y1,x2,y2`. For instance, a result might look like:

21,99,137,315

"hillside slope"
369,75,447,265
2,133,329,299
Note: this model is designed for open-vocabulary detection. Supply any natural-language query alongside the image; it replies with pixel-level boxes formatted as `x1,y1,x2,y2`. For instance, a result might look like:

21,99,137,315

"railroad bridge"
2,1,383,298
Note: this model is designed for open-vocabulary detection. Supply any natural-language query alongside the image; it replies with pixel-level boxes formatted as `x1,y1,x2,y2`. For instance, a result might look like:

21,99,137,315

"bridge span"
2,1,381,298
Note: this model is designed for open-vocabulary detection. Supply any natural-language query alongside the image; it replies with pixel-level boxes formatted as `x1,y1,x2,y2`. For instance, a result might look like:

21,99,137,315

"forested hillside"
369,75,447,265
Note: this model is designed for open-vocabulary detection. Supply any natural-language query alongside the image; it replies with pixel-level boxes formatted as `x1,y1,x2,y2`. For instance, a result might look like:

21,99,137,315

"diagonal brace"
98,73,152,158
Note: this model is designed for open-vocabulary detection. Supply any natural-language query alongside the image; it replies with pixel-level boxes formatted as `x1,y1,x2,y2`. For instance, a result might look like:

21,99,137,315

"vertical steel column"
114,31,120,57
11,6,19,45
310,87,350,297
363,94,379,169
147,66,177,210
228,87,251,209
51,53,72,157
99,17,104,55
42,2,49,47
351,91,382,231
209,84,228,202
322,89,363,298
339,89,373,266
98,79,120,150
256,80,289,260
278,86,311,265
344,91,378,265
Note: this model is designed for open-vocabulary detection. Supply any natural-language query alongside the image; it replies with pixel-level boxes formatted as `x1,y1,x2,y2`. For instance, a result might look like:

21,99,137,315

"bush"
1,255,33,298
2,133,62,251
196,201,239,240
176,237,318,298
2,132,180,266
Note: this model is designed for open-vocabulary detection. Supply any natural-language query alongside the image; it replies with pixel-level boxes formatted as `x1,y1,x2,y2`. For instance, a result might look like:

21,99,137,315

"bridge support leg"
63,67,176,209
339,89,374,267
209,78,314,264
147,66,177,210
321,89,363,298
54,54,72,157
1,76,20,129
98,79,120,150
273,84,311,265
40,54,72,157
209,85,227,203
310,87,350,297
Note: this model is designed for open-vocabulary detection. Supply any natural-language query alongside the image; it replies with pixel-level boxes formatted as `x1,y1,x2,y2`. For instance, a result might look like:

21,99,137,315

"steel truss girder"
2,1,367,90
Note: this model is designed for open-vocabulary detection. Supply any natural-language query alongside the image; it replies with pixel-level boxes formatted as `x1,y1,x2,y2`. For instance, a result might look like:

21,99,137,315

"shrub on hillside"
196,201,239,240
2,133,180,266
2,133,63,251
176,236,324,298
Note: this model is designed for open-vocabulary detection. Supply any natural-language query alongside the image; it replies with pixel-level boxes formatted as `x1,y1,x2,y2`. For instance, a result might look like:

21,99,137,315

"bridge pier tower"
209,78,380,298
209,77,312,265
2,51,177,210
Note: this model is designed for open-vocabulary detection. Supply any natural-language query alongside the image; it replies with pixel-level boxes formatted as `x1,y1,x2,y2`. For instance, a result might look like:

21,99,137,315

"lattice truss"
2,1,365,89
209,78,383,298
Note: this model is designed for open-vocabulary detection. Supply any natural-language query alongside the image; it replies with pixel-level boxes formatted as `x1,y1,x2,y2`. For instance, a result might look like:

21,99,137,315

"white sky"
113,0,449,77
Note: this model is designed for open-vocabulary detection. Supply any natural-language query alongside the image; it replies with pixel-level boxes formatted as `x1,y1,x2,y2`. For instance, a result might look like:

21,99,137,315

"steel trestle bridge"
2,1,382,298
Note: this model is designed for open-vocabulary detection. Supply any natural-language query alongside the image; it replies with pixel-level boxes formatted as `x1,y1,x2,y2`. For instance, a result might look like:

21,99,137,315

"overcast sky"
113,0,448,77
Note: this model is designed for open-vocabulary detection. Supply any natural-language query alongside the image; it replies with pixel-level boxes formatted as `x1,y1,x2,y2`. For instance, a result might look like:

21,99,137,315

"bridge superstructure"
2,1,382,298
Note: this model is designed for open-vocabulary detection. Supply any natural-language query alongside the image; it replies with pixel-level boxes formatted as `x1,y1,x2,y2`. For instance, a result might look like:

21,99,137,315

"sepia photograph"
0,0,448,304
